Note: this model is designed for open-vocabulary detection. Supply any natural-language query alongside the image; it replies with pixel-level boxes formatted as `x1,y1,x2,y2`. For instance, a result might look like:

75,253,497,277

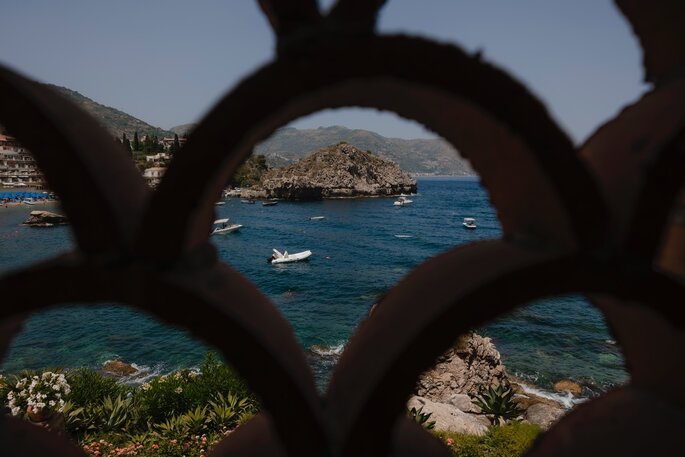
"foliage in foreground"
408,405,436,430
434,422,541,457
1,353,258,457
472,384,523,425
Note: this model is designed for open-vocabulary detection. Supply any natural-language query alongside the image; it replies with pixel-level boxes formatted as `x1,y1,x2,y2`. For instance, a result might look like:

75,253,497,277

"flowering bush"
6,371,71,419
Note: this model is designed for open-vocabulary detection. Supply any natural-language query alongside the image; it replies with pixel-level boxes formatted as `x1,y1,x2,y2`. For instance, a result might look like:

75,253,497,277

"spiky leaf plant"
472,384,523,425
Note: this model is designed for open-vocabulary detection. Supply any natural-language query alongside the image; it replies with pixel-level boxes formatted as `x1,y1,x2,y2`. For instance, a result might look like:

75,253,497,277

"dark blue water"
0,178,628,393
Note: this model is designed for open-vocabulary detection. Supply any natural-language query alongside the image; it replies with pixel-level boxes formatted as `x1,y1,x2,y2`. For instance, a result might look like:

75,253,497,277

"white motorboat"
211,218,242,235
393,196,413,206
463,217,477,229
269,248,312,264
310,216,325,220
215,201,225,206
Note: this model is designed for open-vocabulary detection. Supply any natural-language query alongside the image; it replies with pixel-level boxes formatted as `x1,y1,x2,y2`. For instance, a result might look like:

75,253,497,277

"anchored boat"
269,249,312,264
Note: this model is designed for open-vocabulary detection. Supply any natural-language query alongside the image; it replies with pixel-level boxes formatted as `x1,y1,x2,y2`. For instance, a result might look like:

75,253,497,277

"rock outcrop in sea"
240,143,417,200
22,210,68,227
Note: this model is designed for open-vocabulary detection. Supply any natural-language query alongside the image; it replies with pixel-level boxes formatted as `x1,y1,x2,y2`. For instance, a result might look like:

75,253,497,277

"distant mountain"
169,123,195,136
46,84,173,139
255,126,473,176
169,124,473,176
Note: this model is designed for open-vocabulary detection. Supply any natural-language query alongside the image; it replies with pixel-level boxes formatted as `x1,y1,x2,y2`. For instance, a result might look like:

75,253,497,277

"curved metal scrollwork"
1,1,684,456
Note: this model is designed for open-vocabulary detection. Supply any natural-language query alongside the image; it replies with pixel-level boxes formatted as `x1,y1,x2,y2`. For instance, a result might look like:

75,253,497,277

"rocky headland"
239,143,417,200
410,332,580,435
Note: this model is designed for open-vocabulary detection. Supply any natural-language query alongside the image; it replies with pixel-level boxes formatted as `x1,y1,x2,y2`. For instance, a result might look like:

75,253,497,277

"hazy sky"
0,1,648,142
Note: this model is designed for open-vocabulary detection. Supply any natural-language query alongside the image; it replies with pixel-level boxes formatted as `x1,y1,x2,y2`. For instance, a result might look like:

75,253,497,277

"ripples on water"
0,178,628,394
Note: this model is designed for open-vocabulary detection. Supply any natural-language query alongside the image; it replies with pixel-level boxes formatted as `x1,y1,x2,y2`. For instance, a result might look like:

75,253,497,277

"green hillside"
46,84,172,139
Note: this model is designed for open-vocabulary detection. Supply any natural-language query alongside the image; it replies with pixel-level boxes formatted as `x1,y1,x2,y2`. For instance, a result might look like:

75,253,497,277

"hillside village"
0,126,186,190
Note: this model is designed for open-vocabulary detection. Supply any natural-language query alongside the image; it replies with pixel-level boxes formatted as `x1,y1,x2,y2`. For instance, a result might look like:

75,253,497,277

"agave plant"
407,406,436,430
155,414,189,440
99,395,135,432
472,384,522,425
208,392,253,429
181,405,208,434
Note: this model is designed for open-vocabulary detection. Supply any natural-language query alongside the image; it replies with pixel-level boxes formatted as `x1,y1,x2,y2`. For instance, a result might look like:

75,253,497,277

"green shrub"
66,369,130,408
472,384,523,425
434,422,541,457
485,422,541,456
189,353,253,403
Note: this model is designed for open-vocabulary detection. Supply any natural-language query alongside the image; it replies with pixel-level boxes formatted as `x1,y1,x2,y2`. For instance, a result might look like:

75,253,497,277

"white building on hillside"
143,167,166,188
0,134,45,188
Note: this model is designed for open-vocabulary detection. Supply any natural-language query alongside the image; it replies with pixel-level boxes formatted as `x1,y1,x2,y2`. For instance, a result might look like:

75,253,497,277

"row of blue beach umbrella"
0,191,50,200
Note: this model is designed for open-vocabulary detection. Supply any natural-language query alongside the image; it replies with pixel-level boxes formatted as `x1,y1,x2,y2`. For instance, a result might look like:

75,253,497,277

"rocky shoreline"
410,332,582,434
72,333,581,436
239,143,417,200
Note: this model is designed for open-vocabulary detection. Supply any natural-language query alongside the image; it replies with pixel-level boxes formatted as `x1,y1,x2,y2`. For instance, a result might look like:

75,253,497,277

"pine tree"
132,131,140,151
122,133,132,155
170,133,181,154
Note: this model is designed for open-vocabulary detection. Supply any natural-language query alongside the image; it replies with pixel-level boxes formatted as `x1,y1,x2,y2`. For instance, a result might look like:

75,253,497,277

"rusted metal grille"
1,1,684,455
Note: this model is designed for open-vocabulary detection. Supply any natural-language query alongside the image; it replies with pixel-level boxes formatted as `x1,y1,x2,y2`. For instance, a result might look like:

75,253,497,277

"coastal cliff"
240,143,417,200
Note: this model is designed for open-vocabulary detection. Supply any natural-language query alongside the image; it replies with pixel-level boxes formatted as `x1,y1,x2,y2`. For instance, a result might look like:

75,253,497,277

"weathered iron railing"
1,1,684,455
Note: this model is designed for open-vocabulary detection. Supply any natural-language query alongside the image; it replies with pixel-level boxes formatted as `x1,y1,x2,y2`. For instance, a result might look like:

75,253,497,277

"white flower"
174,387,183,394
10,406,20,416
141,383,151,391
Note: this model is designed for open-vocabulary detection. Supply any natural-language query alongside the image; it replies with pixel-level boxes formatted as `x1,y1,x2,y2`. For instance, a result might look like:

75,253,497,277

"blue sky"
0,1,648,142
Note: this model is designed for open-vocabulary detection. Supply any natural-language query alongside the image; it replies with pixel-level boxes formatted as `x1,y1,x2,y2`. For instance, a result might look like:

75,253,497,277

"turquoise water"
0,178,628,393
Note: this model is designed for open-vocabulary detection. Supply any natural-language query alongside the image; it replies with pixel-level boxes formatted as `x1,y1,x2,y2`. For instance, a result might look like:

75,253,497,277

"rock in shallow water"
553,379,583,396
102,360,137,376
22,211,68,227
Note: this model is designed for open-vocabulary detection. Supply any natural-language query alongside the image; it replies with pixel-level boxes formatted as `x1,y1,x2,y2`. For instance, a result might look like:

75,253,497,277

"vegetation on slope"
46,84,172,139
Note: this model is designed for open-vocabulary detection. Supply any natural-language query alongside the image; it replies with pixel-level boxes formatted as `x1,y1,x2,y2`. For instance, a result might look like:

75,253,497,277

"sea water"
0,178,628,395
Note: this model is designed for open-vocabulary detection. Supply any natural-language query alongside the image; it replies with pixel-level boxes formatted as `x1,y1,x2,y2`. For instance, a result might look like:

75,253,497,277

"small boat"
310,216,325,220
394,234,413,238
262,200,278,206
215,201,225,206
22,199,37,205
463,217,477,229
211,218,242,235
269,248,312,264
393,196,413,206
241,199,256,204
